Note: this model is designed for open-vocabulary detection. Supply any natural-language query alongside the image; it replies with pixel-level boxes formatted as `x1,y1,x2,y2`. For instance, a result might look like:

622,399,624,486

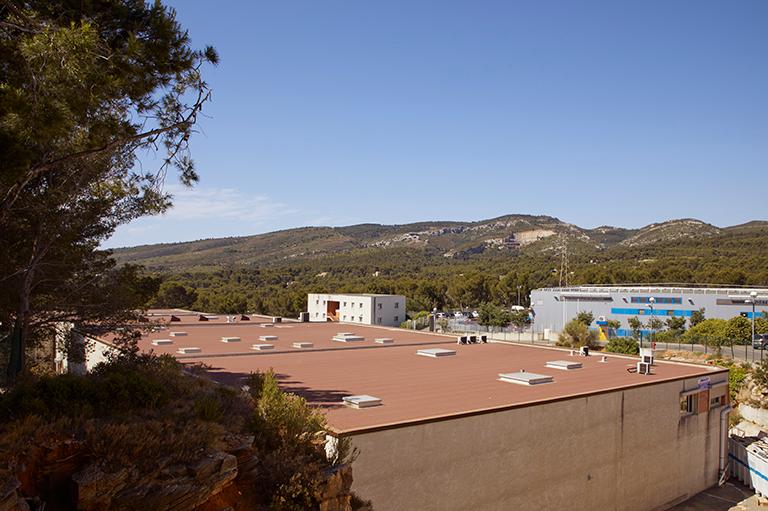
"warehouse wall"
345,375,727,511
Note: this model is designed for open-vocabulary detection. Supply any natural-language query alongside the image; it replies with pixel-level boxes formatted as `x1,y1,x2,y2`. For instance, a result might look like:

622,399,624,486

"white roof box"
152,339,173,346
333,335,365,342
169,331,187,337
251,344,274,351
417,348,456,358
343,395,382,409
292,342,313,349
374,338,394,344
499,371,553,385
177,347,201,354
259,335,278,341
221,336,241,343
545,360,582,370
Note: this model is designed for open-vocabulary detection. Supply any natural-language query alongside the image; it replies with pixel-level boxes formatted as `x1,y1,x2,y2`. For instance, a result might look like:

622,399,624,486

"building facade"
531,285,768,334
344,373,729,511
307,293,406,327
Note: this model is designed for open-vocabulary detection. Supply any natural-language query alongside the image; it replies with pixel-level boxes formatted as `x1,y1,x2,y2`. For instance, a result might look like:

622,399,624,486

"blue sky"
106,0,767,248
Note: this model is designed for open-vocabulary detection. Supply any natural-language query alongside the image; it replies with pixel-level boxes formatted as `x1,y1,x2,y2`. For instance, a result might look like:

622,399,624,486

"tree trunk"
6,266,34,385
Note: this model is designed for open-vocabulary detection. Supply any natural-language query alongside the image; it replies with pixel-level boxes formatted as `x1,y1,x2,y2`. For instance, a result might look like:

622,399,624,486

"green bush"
557,320,598,348
604,338,640,355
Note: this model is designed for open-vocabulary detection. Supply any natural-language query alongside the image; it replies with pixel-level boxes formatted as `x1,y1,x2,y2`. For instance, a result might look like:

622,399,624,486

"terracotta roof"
131,322,725,435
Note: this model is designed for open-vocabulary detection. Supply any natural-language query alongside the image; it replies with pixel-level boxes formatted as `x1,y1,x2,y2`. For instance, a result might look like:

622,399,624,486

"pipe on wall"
719,404,733,484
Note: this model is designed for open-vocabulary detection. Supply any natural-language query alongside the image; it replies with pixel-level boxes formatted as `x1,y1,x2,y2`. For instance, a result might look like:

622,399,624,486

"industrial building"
307,293,405,327
531,285,768,335
73,310,733,511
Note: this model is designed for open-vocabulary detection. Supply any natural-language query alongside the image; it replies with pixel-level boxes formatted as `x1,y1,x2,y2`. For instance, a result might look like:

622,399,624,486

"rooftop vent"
170,315,181,322
198,315,209,322
152,339,173,346
251,344,274,351
240,315,250,321
169,331,187,337
417,348,456,358
272,317,282,324
292,342,313,349
546,360,582,371
333,334,365,342
498,371,553,385
221,336,241,343
342,395,382,409
259,335,278,341
177,347,202,354
374,338,394,344
205,315,219,320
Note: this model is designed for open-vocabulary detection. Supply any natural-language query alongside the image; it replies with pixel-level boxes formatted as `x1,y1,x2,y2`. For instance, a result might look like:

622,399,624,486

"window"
343,315,347,321
631,296,682,305
359,316,363,322
315,300,319,305
394,316,399,322
343,302,347,307
351,302,354,308
710,395,725,408
680,394,697,415
359,302,363,308
378,303,382,310
394,302,399,309
377,317,382,324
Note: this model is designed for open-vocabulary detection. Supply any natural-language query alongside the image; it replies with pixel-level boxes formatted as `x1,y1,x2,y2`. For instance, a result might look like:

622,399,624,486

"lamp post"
749,291,759,362
647,297,656,349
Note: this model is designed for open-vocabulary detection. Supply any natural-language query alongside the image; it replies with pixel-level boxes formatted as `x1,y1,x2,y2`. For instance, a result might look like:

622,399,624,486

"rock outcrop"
4,434,356,511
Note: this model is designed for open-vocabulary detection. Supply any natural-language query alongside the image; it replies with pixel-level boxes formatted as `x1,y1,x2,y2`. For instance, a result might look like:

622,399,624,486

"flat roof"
308,293,404,298
127,321,725,435
535,285,768,295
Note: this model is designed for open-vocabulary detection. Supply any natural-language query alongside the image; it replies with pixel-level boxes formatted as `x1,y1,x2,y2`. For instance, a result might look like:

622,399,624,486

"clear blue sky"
106,0,767,248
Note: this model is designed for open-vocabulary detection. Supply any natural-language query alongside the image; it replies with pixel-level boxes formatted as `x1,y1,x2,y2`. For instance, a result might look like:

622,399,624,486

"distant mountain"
111,215,767,271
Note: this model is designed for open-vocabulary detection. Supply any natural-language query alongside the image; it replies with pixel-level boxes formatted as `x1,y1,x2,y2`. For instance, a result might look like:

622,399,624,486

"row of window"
312,311,400,323
611,308,694,317
313,299,400,310
631,296,683,304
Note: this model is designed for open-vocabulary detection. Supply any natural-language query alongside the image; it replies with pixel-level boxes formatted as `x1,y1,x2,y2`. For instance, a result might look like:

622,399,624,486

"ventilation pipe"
719,404,733,485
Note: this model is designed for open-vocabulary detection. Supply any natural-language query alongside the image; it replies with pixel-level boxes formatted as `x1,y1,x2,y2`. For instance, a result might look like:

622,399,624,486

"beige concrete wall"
346,376,726,511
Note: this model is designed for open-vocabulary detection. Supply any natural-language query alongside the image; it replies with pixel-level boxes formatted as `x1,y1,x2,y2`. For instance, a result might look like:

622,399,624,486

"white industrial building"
307,293,406,327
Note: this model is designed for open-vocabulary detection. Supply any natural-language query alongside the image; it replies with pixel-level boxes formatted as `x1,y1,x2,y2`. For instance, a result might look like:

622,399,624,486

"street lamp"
646,297,656,349
748,291,759,362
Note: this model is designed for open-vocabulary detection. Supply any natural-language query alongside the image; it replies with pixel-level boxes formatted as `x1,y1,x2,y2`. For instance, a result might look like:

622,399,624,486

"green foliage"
604,338,639,355
627,317,643,338
248,370,326,453
685,318,727,345
557,320,598,348
509,310,532,329
0,0,216,382
151,282,198,309
477,302,511,330
725,316,752,345
753,359,768,388
666,316,687,335
729,364,750,402
574,311,594,327
689,308,706,327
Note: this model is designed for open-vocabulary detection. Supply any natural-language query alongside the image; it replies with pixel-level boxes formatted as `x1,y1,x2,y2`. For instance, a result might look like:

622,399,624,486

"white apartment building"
307,293,406,327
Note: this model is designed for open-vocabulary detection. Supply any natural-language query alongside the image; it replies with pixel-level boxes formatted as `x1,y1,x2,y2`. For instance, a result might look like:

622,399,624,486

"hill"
112,215,765,271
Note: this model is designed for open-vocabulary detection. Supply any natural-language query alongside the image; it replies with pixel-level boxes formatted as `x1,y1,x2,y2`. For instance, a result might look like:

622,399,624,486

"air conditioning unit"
637,362,651,375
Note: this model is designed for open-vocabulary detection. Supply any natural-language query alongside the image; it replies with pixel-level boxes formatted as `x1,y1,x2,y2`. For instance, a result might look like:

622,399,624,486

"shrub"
604,338,640,355
557,320,598,348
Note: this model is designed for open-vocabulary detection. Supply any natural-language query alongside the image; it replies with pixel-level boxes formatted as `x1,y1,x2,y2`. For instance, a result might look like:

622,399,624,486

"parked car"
471,310,479,319
453,311,464,318
753,334,768,350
